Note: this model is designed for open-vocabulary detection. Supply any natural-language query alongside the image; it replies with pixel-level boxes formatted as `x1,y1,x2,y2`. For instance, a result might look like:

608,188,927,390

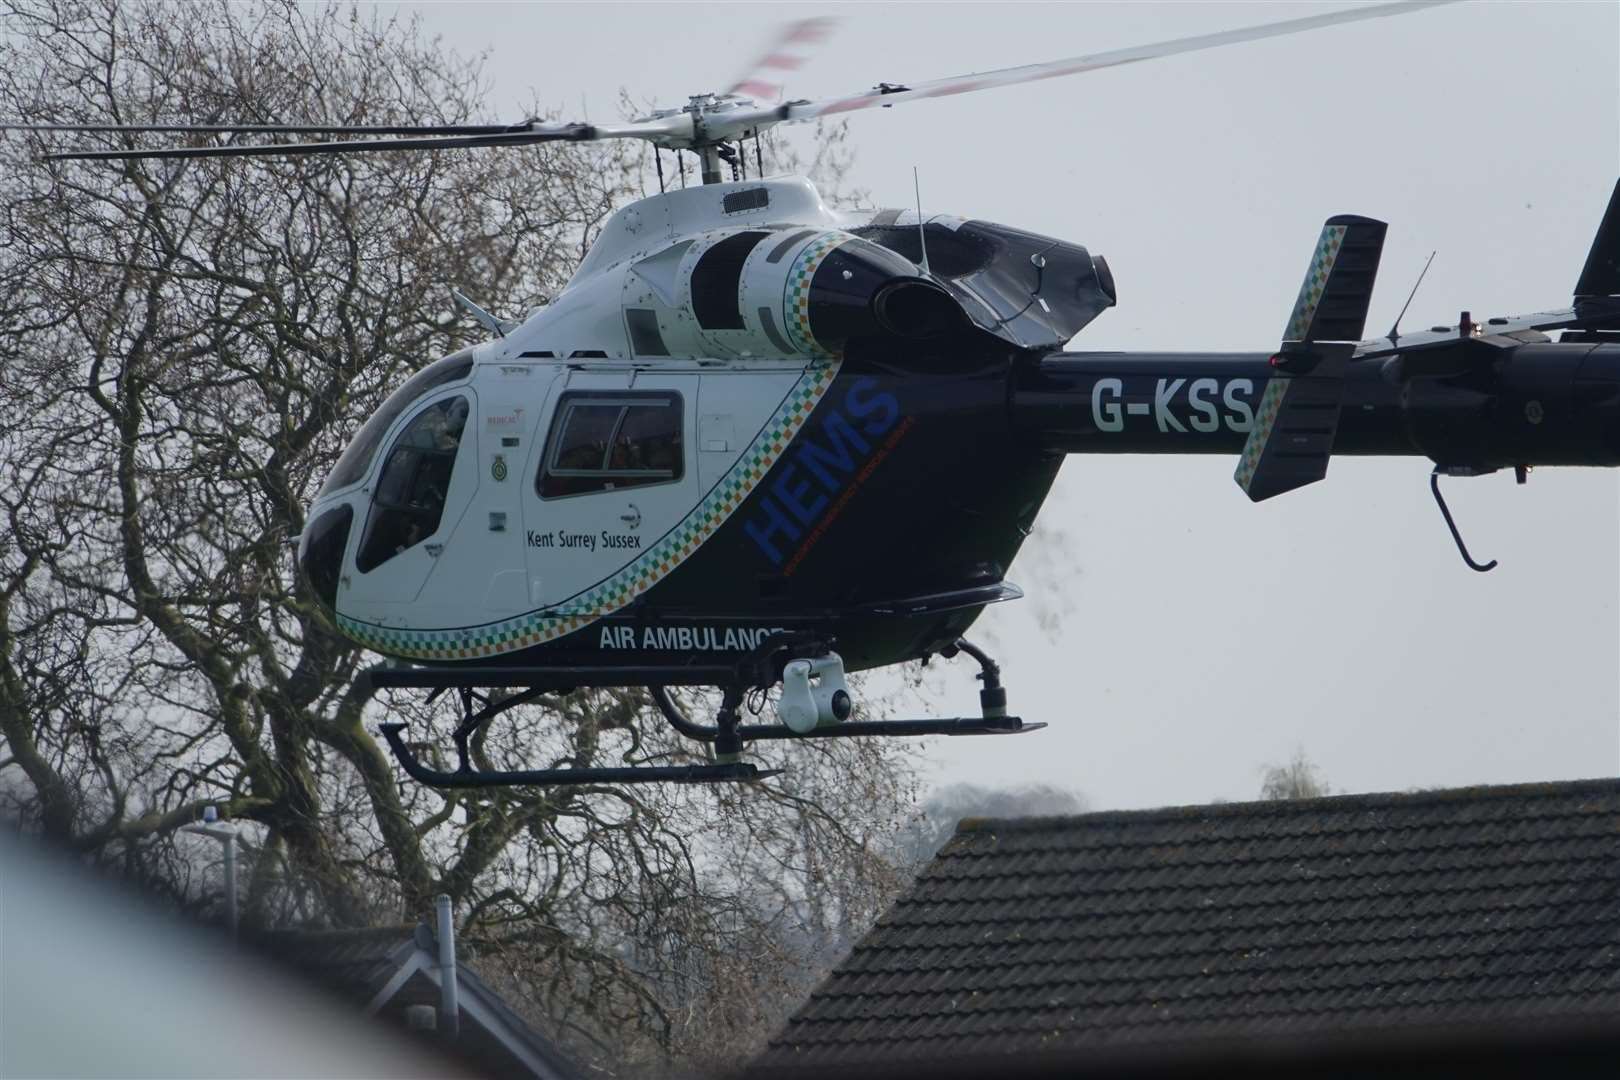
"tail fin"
1574,178,1620,301
1281,215,1387,345
1235,215,1387,502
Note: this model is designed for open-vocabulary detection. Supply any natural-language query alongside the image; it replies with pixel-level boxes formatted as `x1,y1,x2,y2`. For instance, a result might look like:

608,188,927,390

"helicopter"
17,1,1620,789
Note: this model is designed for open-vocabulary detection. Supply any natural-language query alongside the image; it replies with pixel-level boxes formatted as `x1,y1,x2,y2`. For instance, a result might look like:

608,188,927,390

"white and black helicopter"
21,1,1620,788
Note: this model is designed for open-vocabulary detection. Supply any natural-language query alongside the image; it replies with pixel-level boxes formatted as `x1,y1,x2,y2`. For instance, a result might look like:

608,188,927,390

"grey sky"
386,1,1619,809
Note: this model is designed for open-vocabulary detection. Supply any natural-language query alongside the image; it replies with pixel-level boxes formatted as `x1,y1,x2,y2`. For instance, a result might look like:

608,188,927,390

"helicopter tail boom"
1013,343,1620,468
1016,182,1620,485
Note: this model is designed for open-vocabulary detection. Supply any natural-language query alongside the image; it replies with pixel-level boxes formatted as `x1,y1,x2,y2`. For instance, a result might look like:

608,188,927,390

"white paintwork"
697,366,803,490
426,365,550,618
335,357,814,631
566,176,841,286
517,367,693,609
478,177,873,365
324,178,869,634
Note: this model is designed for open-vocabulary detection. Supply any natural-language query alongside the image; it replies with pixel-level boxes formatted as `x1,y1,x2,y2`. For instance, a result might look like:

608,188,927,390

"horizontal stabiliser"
1235,215,1387,501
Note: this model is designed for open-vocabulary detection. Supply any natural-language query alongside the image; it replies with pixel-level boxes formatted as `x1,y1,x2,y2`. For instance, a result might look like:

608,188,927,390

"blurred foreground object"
261,899,580,1080
0,832,472,1079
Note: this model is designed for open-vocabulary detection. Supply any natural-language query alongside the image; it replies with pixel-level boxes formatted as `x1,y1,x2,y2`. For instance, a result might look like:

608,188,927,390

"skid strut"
377,683,779,788
651,691,1042,741
373,635,1039,788
650,636,1045,743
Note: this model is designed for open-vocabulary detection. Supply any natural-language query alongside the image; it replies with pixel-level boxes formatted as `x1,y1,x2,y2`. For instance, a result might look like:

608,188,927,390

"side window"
539,393,683,499
357,396,470,573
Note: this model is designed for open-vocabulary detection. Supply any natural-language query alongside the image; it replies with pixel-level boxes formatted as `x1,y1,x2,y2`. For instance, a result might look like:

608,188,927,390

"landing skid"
649,689,1043,743
747,716,1041,738
371,635,1039,788
378,724,780,787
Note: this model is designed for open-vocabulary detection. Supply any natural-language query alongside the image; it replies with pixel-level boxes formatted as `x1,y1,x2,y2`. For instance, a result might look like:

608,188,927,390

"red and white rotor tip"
725,16,839,103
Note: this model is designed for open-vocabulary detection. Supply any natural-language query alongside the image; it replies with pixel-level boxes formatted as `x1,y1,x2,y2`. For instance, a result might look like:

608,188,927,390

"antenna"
451,288,516,337
1387,250,1437,343
913,166,930,275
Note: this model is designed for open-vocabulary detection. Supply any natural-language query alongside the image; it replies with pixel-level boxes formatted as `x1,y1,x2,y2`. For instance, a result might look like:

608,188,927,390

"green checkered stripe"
1284,225,1347,341
782,232,847,357
1234,376,1290,490
338,361,843,661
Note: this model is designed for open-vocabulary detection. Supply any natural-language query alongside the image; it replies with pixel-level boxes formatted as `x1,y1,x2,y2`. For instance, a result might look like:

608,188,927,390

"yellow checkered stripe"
339,362,842,661
1234,376,1289,491
1285,225,1347,342
782,232,847,357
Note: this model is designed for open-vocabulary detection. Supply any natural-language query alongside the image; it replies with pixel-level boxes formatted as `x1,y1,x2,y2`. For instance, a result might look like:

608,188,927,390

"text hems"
743,377,900,565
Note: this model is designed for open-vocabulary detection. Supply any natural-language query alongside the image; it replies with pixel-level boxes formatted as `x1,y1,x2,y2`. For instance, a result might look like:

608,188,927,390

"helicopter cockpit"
300,348,476,612
355,395,470,572
319,349,476,500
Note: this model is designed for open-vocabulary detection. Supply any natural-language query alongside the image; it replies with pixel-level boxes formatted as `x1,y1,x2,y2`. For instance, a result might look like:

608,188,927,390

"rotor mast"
697,145,724,185
675,93,754,186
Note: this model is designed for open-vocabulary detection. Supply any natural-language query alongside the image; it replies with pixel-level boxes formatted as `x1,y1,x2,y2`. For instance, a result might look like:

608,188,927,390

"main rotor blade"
32,116,692,162
780,1,1454,122
2,121,526,136
17,2,1453,162
723,16,839,103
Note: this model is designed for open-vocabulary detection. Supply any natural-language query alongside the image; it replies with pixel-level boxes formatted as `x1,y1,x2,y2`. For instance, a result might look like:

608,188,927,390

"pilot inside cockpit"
434,397,469,450
355,394,470,571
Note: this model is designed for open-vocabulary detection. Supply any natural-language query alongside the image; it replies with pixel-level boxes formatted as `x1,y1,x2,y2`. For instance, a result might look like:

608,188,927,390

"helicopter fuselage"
297,177,1101,673
299,345,1059,676
297,176,1620,678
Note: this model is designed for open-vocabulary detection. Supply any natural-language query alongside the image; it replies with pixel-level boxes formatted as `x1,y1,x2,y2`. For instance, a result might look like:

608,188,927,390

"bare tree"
1259,748,1333,800
0,1,917,1070
896,782,1090,867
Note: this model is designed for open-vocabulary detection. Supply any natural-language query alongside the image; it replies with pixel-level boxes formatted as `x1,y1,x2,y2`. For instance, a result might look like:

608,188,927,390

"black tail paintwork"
1576,178,1620,300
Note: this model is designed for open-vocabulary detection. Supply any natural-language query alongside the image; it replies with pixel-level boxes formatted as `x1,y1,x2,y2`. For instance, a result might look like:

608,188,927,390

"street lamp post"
182,805,239,941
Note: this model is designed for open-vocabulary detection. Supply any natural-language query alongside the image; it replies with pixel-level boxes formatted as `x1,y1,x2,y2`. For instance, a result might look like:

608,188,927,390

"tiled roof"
758,778,1620,1069
264,924,418,1000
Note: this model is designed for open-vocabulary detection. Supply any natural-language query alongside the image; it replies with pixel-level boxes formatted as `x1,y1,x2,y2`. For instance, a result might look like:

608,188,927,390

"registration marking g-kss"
1091,377,1257,434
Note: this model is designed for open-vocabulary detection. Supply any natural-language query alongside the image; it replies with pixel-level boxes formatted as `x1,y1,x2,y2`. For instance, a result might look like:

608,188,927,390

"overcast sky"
385,1,1619,811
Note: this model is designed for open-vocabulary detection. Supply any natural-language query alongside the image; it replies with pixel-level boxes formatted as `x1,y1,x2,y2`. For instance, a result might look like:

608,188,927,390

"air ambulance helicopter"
17,1,1620,788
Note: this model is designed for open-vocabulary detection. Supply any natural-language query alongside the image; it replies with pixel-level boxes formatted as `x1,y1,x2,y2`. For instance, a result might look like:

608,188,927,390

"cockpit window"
320,351,474,497
539,392,683,499
356,396,470,573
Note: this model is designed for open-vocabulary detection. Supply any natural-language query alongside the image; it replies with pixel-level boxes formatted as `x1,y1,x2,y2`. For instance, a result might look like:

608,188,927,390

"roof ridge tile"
949,778,1620,838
